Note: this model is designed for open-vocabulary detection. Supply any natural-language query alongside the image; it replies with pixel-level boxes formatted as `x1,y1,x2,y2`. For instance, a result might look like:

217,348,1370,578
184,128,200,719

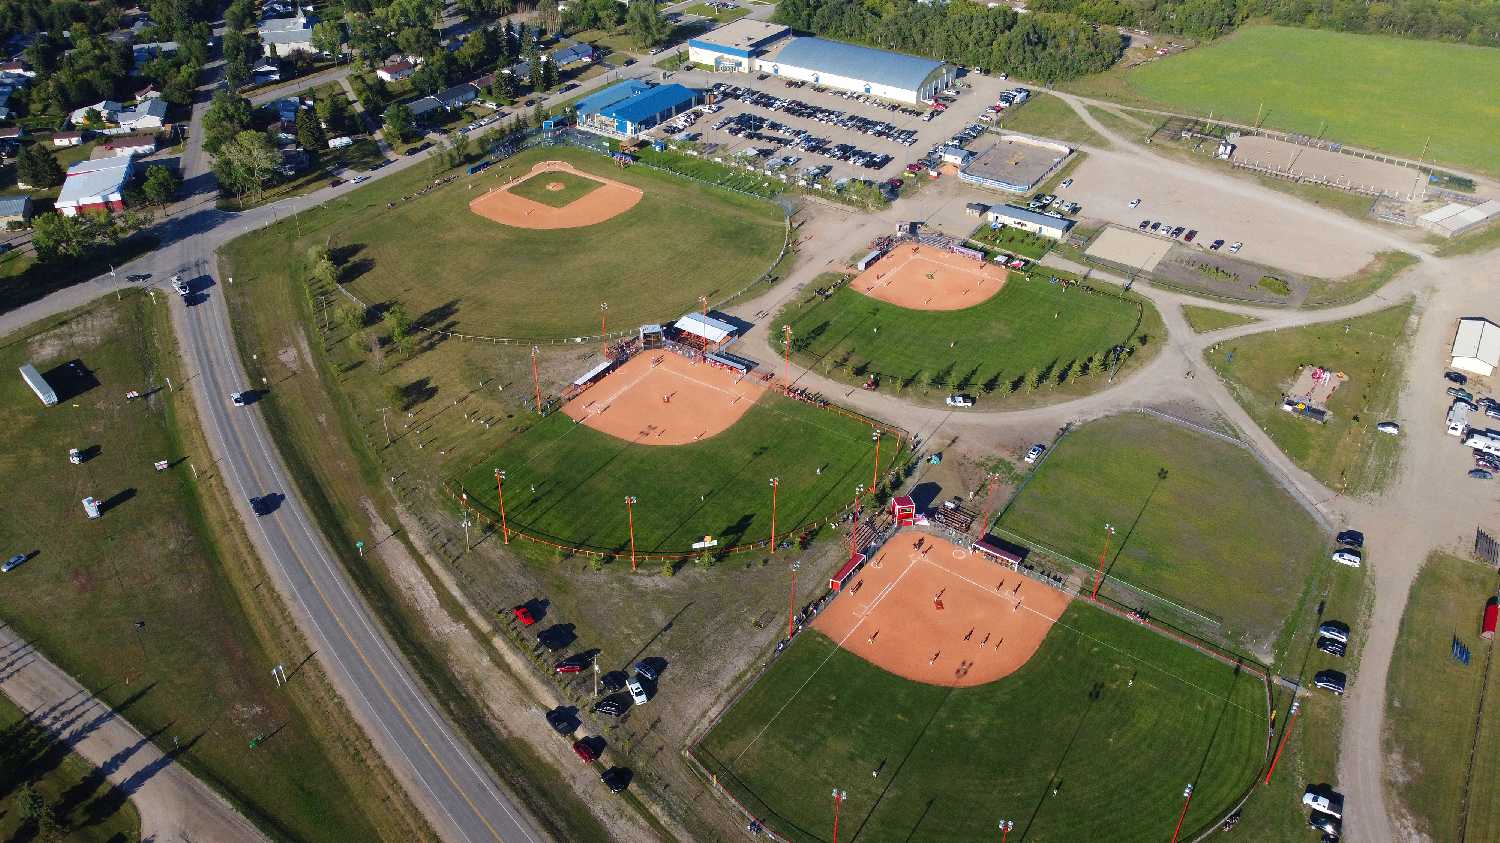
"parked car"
172,275,190,296
230,391,249,406
1313,670,1347,695
1308,809,1342,837
555,653,592,674
626,678,649,705
1210,239,1224,250
1128,198,1141,208
1336,530,1364,549
68,448,82,465
593,696,629,717
2,554,25,573
1317,636,1346,657
1376,421,1400,435
634,660,658,682
1330,549,1362,567
1448,386,1474,402
572,739,598,763
1138,219,1150,229
945,394,975,408
601,767,632,793
511,605,537,626
1184,229,1197,242
1229,242,1243,253
1024,444,1045,464
1303,786,1344,819
544,708,576,735
1469,469,1494,480
1059,178,1073,188
1445,371,1469,385
1318,621,1350,644
600,670,627,693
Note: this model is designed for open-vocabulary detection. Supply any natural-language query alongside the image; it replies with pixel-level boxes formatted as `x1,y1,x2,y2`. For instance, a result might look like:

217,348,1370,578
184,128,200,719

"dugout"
672,312,738,351
707,350,756,373
830,552,867,591
974,536,1025,570
856,248,884,271
639,323,665,349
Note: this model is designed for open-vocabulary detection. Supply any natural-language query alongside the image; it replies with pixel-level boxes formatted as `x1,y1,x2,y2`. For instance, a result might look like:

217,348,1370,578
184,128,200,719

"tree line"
772,0,1123,82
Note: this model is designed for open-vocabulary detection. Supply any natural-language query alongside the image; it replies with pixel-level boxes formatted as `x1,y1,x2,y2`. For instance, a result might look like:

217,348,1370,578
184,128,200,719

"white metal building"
1451,317,1500,377
984,204,1074,239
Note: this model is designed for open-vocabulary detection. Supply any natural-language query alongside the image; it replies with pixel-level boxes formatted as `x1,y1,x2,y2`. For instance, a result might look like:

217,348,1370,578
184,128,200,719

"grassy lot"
1436,221,1500,257
1182,305,1260,334
461,392,906,555
994,92,1107,149
0,293,416,842
218,137,386,210
1207,302,1412,494
508,169,603,206
1463,605,1500,841
1304,250,1419,308
0,694,140,843
995,413,1325,656
1127,26,1500,176
682,1,749,21
699,603,1267,842
968,222,1053,259
775,269,1161,406
224,145,784,337
1383,552,1499,841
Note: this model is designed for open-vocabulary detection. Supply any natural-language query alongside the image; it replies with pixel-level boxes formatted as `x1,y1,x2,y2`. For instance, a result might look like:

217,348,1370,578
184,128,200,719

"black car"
600,670,628,692
1308,810,1341,837
544,708,576,735
1316,636,1346,657
1336,529,1364,549
1313,669,1347,695
593,695,629,717
1445,371,1469,385
600,767,632,793
1138,219,1150,229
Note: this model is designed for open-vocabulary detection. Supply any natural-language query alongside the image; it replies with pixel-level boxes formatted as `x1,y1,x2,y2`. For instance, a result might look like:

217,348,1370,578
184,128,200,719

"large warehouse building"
1451,317,1500,377
575,80,702,138
687,20,954,104
960,134,1073,194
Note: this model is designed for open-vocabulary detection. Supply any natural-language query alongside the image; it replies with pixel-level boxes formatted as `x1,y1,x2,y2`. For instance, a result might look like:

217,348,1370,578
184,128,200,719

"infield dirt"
564,352,764,446
469,159,643,229
851,244,1009,311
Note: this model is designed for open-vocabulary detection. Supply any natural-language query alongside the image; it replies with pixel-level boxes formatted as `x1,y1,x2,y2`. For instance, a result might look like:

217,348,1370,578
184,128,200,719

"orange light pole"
832,789,847,843
769,477,780,552
1170,785,1194,843
1264,700,1300,784
699,294,709,318
998,820,1014,843
870,430,881,492
599,302,608,355
849,484,864,559
530,345,542,413
1089,523,1116,601
782,325,792,382
625,495,638,571
494,469,509,544
786,559,800,638
977,473,1001,538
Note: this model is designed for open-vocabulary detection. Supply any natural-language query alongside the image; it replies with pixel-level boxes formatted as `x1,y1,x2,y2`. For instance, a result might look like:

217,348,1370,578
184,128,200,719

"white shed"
1451,317,1500,377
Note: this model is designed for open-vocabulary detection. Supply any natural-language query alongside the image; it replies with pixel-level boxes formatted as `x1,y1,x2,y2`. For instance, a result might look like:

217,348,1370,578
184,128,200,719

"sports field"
996,413,1325,655
699,603,1267,842
238,145,784,337
460,389,905,554
507,169,602,207
1128,26,1500,175
776,270,1155,401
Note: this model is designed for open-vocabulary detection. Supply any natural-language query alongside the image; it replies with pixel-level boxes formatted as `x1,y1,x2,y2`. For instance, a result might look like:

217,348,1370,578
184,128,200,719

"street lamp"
494,469,509,544
787,560,801,638
998,819,1014,843
769,477,780,553
1171,783,1194,843
599,302,608,355
1089,522,1116,601
832,789,847,843
625,495,638,571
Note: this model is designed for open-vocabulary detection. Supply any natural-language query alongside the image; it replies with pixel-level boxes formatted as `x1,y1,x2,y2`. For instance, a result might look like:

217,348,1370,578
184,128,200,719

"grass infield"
460,392,906,555
506,170,603,207
698,604,1266,842
996,413,1324,656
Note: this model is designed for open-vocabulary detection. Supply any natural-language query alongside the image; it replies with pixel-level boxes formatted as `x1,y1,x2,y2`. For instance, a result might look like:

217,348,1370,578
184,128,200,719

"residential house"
52,131,85,147
0,195,33,226
95,133,158,158
70,100,123,127
377,60,415,82
116,98,168,131
133,83,161,101
131,41,179,65
552,42,595,68
259,7,317,57
252,61,282,84
435,83,478,110
408,96,446,123
56,154,135,216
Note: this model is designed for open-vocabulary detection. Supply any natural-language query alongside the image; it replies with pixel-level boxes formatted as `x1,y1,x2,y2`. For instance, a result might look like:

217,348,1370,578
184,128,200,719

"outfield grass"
995,413,1324,655
1207,303,1412,494
223,145,784,337
1127,26,1500,175
0,694,140,842
699,603,1267,842
1182,305,1260,334
775,269,1160,406
460,392,904,554
0,293,389,842
507,170,603,207
995,92,1108,149
1384,552,1498,841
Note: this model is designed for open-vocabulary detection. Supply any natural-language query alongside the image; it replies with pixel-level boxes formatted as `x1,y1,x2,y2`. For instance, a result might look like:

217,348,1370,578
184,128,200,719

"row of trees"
771,0,1123,82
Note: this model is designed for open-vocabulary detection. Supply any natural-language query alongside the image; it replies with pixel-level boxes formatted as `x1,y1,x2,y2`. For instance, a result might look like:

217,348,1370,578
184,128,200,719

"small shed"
1483,597,1498,640
890,495,915,526
19,362,56,406
0,194,32,226
965,202,990,217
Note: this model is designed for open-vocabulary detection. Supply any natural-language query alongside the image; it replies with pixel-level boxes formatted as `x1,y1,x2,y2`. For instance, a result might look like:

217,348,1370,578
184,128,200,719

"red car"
511,606,536,626
555,662,584,674
573,739,598,763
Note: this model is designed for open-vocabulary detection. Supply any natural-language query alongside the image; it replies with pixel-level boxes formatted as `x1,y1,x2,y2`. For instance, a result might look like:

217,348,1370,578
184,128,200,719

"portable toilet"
82,496,101,519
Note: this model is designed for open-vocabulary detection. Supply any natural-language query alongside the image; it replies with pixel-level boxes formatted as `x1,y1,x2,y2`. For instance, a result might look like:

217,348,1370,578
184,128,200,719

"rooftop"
575,79,652,116
0,195,30,216
598,83,697,125
58,153,134,205
691,19,789,52
962,134,1071,192
764,37,945,91
675,312,737,344
987,203,1074,230
1453,317,1500,365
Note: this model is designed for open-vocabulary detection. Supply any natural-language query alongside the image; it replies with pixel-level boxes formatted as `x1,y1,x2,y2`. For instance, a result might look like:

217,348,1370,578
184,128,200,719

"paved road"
0,623,269,843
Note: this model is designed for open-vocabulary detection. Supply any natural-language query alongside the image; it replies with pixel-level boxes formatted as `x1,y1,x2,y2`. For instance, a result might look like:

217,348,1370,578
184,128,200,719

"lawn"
0,293,395,842
507,169,603,206
698,603,1267,842
223,145,785,337
1463,601,1500,841
968,222,1053,259
775,269,1159,406
1127,26,1500,176
682,1,749,21
1303,250,1419,308
1207,302,1413,494
460,392,905,555
0,694,140,843
1383,552,1499,841
996,413,1326,656
1182,304,1260,334
995,92,1108,149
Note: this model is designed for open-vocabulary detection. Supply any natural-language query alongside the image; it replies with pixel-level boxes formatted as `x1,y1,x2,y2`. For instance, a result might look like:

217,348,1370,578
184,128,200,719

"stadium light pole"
849,484,865,559
599,302,608,356
832,789,847,843
1264,700,1300,784
768,477,780,553
699,294,708,318
870,430,881,492
1170,784,1194,843
977,472,1001,538
531,345,542,413
782,325,792,382
786,559,800,638
1089,523,1116,601
625,495,638,571
494,469,510,544
998,819,1014,843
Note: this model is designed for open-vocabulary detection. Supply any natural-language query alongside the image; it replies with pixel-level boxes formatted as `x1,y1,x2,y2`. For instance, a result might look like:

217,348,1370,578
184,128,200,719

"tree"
410,60,447,95
487,71,515,104
535,0,561,34
312,19,345,56
15,142,63,188
203,90,253,153
212,130,281,201
142,164,182,206
626,0,670,49
316,94,353,136
383,101,415,142
528,56,546,92
31,211,126,263
396,25,439,58
296,106,328,150
542,55,559,90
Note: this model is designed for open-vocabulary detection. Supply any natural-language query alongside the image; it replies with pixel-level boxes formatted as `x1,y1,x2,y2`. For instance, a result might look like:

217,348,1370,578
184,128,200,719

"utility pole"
998,819,1013,843
832,789,847,843
849,484,864,559
599,302,608,355
460,492,472,549
1171,784,1194,843
977,472,1001,538
1089,523,1115,601
782,325,793,382
870,430,881,492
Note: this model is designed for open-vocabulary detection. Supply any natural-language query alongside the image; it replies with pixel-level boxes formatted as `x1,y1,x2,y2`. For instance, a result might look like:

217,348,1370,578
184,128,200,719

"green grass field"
508,170,603,206
1384,552,1499,841
776,270,1158,405
0,694,140,842
699,604,1267,842
996,414,1325,656
460,392,904,554
1182,305,1260,334
969,223,1054,259
0,294,389,842
224,145,784,338
1127,26,1500,175
995,91,1108,149
1207,303,1412,494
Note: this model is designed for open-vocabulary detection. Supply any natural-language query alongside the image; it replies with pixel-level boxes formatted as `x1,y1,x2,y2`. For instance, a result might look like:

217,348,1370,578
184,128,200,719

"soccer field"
459,392,906,555
698,604,1267,842
224,145,785,338
1128,26,1500,175
776,271,1156,401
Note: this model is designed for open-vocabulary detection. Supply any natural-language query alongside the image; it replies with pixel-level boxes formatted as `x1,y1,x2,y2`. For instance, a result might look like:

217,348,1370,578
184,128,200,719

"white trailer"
1464,430,1500,457
19,362,57,406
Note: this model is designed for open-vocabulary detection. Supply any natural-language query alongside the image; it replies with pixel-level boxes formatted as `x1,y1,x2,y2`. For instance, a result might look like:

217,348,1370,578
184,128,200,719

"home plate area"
812,532,1072,687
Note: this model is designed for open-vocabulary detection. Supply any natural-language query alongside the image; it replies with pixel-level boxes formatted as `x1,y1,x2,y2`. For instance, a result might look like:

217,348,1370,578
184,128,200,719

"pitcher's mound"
469,160,643,229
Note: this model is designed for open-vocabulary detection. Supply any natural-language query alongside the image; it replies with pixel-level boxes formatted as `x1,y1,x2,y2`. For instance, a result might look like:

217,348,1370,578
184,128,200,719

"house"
133,83,161,101
0,127,22,142
377,60,415,82
273,97,303,123
95,133,158,158
0,85,15,120
277,147,311,176
0,195,32,226
252,61,282,84
116,98,168,131
939,145,973,166
131,41,178,64
503,58,536,78
70,100,123,127
435,83,477,110
408,96,446,123
259,7,317,57
551,42,595,68
1451,317,1500,377
52,131,85,147
56,153,135,216
0,60,34,78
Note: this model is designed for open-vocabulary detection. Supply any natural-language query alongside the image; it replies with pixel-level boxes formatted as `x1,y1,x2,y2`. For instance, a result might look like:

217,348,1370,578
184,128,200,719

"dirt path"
0,624,268,843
